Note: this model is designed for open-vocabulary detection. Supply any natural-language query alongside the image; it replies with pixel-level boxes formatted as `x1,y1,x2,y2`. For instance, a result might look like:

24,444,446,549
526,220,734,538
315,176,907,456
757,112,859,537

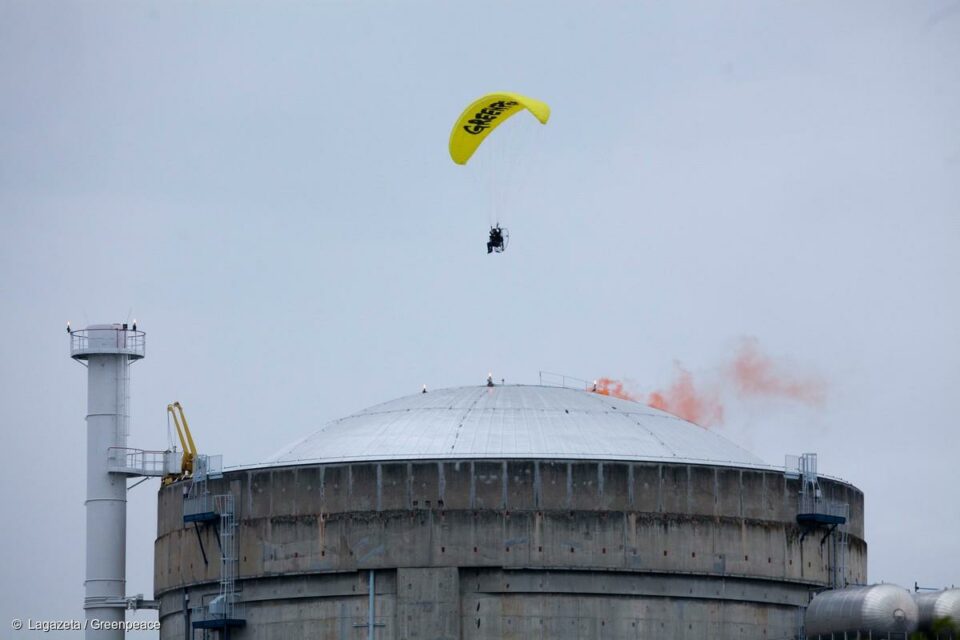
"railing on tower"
70,328,146,358
107,447,179,477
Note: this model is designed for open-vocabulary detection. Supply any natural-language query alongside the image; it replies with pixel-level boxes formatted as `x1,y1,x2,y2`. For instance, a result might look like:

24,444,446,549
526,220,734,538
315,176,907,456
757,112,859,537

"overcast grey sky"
1,1,958,635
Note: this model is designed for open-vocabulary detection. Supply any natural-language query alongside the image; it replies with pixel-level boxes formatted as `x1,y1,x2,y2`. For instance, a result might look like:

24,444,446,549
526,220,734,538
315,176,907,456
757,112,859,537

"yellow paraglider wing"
449,92,550,165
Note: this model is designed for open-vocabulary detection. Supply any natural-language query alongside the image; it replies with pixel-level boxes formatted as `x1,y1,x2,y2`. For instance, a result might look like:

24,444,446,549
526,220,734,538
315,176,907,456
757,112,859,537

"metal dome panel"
265,385,768,468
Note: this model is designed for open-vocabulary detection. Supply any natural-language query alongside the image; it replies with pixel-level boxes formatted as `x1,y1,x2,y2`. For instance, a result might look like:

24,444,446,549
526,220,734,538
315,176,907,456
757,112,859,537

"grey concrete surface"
156,460,865,639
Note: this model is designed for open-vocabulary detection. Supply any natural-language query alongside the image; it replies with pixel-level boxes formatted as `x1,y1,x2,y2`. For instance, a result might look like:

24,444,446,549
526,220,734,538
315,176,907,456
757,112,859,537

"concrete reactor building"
153,383,867,639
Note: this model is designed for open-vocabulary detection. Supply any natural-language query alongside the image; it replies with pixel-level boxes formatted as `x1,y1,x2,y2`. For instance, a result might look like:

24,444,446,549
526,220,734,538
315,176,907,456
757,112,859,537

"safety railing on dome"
538,371,592,390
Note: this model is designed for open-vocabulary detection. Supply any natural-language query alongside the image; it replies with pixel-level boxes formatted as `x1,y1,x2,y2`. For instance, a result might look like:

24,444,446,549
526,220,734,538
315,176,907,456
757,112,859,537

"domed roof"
266,385,767,468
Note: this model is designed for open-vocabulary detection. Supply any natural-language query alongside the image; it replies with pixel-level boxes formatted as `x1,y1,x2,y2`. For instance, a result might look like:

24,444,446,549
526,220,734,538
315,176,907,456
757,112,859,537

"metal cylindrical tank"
915,589,960,632
805,585,918,637
71,324,145,639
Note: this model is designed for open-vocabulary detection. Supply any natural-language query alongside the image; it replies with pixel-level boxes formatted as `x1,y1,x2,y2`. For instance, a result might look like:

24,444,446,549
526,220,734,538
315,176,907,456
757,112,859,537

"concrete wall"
155,460,866,639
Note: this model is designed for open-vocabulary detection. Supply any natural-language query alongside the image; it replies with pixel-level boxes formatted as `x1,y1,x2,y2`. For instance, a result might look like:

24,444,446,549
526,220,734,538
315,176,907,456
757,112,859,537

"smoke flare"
596,339,826,427
593,377,638,401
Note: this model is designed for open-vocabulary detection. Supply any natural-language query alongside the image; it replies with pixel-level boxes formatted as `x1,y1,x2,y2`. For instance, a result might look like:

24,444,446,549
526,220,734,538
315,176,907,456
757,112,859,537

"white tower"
70,323,145,639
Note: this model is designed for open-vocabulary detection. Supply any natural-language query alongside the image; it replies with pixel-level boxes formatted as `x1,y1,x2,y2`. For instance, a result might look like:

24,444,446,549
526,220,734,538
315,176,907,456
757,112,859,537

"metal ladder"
830,521,848,589
790,453,850,589
214,493,240,621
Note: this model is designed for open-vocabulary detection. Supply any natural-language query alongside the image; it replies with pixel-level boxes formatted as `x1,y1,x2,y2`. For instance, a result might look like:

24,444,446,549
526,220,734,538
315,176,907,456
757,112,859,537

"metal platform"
183,493,219,524
192,618,246,630
788,453,850,589
183,511,219,524
107,447,178,477
797,512,847,526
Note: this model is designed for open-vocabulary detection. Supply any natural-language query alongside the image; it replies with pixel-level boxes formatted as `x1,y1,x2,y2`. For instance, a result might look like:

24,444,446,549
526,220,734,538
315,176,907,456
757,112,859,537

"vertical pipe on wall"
368,569,375,640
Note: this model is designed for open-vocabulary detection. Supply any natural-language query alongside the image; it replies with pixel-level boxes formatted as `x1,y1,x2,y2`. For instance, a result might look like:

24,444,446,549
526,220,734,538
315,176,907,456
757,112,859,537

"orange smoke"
729,339,826,406
593,377,639,401
594,338,826,427
647,366,724,426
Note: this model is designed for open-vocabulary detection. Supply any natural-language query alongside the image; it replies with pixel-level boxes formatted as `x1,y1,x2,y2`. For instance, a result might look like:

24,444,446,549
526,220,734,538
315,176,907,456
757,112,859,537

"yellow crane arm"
166,401,198,475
